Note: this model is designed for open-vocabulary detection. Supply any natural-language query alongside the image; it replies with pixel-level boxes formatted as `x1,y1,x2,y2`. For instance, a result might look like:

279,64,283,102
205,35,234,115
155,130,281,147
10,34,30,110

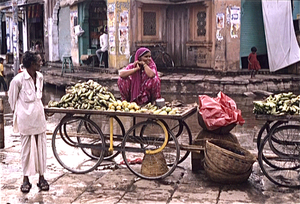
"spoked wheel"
268,125,300,164
258,133,300,188
52,116,105,174
257,121,286,168
121,120,180,180
78,115,125,160
159,119,192,165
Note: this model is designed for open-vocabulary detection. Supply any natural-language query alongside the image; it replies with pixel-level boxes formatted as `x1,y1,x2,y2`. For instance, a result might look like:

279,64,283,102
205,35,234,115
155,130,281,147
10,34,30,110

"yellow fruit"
153,109,161,114
108,103,114,109
110,105,115,110
113,101,118,107
159,110,168,115
117,100,122,106
135,105,140,110
130,109,135,112
124,108,130,112
166,107,172,112
116,105,122,110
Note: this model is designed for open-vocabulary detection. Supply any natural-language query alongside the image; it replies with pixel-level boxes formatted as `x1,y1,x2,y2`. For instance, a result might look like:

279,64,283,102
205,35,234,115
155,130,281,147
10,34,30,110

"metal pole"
12,0,19,76
0,98,4,148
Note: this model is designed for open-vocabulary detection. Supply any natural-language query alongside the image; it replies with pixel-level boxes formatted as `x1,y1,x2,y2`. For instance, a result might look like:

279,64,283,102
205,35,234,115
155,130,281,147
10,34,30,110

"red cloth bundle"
198,92,245,131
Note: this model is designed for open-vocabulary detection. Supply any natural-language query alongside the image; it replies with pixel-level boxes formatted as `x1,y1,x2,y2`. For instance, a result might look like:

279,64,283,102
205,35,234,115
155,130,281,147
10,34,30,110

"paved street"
1,124,300,204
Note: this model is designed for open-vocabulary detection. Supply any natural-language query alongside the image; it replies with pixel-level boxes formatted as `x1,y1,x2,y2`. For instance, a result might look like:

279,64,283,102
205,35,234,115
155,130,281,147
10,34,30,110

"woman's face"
139,51,151,65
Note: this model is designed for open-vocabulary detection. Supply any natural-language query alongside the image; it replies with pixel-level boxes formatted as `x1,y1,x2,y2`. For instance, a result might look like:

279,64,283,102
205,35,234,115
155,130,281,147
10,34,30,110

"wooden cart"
255,114,300,188
44,105,197,180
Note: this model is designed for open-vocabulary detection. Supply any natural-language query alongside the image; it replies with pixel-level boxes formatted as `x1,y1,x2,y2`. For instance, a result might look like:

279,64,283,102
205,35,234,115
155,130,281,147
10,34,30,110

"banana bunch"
107,100,141,112
48,80,116,110
253,92,300,115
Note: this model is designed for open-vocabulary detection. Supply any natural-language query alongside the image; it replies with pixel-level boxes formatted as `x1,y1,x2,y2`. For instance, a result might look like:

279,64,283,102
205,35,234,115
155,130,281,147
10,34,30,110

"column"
107,0,130,69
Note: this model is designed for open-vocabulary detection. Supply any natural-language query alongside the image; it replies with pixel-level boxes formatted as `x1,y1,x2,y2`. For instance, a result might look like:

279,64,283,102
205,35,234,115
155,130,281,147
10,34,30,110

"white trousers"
20,133,47,176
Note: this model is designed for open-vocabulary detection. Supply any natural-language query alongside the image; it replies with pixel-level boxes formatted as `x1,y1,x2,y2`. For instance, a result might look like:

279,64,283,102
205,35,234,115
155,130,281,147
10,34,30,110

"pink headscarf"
126,47,159,100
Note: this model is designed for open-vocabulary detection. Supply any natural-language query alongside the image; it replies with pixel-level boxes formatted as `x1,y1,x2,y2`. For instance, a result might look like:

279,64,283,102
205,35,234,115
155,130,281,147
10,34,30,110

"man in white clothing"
96,26,108,68
8,51,49,193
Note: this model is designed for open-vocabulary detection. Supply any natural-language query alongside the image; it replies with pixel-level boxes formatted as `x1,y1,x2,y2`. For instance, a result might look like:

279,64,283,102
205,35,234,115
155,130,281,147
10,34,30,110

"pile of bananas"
253,92,300,115
48,80,116,110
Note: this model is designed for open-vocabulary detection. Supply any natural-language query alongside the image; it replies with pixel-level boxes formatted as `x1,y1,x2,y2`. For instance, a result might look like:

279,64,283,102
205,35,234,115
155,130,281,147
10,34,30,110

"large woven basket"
141,152,168,177
205,139,256,174
203,160,252,184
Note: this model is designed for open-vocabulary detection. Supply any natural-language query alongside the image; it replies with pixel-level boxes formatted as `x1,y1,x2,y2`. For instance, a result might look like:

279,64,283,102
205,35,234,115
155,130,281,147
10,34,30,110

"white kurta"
8,69,46,135
8,70,47,176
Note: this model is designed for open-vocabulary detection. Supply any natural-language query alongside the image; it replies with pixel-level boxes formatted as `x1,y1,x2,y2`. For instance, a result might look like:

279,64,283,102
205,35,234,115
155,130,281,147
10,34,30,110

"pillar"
0,98,4,148
107,0,130,69
214,0,241,71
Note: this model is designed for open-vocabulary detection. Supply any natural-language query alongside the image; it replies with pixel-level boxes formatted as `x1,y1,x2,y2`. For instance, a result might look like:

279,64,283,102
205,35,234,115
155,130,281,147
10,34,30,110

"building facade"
1,0,300,72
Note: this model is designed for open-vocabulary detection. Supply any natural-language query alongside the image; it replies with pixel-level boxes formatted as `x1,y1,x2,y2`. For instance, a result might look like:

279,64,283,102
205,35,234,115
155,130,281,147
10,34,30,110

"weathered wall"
214,0,241,71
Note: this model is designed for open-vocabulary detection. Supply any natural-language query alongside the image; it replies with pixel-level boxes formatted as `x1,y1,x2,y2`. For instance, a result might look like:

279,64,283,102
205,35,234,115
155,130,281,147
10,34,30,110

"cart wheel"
257,121,287,168
258,132,300,188
52,116,105,174
268,125,300,161
158,119,192,165
257,121,284,150
78,115,125,160
121,120,179,180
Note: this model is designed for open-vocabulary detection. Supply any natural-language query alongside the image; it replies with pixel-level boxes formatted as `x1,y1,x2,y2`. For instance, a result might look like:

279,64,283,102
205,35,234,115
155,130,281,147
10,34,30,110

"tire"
162,53,175,67
258,133,300,188
268,125,300,159
257,121,285,169
121,120,179,180
78,115,125,160
52,116,105,174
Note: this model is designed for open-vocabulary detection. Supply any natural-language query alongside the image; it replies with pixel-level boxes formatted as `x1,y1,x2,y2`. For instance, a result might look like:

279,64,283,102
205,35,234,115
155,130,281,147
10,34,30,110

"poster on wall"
70,11,78,27
119,28,129,55
107,4,116,55
120,10,128,27
230,7,240,38
216,13,224,29
119,10,129,55
109,30,116,55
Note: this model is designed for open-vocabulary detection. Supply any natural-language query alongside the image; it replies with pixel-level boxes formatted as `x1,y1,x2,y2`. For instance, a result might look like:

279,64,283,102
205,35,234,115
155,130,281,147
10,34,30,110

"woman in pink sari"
118,47,161,105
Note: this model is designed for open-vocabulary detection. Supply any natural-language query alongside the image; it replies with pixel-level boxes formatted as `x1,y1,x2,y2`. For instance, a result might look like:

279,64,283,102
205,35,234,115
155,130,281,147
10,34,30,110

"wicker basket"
205,139,256,174
197,112,237,134
203,160,252,184
141,152,169,177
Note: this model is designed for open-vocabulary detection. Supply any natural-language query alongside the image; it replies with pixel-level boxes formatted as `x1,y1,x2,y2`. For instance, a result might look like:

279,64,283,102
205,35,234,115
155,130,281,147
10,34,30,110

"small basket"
197,112,236,134
203,160,252,184
141,152,169,177
205,139,256,174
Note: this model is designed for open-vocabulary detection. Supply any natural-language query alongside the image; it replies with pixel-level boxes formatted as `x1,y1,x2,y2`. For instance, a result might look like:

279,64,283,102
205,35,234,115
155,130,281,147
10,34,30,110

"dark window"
143,12,156,36
197,11,206,36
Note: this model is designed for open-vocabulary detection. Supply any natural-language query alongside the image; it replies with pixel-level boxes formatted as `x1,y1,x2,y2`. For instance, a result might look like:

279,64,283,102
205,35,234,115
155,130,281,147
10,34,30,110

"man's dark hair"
0,57,4,63
23,51,39,68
